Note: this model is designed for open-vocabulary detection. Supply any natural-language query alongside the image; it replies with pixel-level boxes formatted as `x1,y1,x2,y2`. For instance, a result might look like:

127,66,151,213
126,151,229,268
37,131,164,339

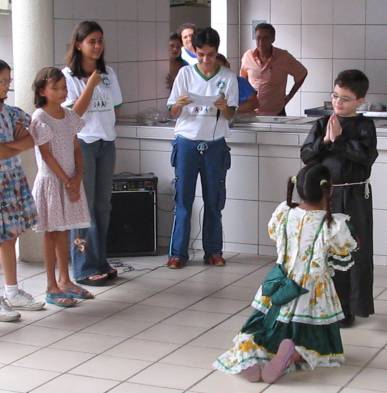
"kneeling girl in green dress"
213,163,357,384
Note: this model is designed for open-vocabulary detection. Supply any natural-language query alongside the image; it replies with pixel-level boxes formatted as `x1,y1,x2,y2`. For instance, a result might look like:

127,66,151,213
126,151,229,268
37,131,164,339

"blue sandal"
46,293,77,308
61,287,94,300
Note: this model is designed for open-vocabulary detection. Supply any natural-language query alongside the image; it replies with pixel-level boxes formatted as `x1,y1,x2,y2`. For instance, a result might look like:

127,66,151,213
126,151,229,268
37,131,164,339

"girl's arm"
39,143,70,187
72,70,101,117
5,135,34,151
0,144,19,159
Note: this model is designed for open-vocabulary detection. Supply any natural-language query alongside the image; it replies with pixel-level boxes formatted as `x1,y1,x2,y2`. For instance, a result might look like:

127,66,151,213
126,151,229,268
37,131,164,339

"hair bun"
320,179,328,186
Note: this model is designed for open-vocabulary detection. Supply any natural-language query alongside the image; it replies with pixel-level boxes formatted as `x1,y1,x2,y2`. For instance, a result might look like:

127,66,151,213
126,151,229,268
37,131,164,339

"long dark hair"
0,59,11,73
287,164,333,226
65,20,107,78
32,67,65,108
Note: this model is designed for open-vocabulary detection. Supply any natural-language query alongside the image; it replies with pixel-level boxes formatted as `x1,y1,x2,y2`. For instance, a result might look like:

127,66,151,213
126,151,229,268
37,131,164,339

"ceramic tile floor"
0,252,387,393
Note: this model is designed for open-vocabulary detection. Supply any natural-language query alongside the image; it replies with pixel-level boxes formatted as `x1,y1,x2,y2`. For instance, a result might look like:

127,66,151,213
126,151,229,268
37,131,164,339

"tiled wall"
224,0,387,116
0,14,14,104
53,0,170,117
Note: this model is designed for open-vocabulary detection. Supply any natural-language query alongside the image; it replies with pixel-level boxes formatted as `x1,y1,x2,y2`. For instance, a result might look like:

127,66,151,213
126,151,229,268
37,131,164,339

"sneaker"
6,289,45,311
0,296,21,322
167,256,185,269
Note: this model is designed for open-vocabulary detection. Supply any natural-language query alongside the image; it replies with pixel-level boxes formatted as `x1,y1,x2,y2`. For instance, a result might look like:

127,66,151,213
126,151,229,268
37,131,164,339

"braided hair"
287,164,333,226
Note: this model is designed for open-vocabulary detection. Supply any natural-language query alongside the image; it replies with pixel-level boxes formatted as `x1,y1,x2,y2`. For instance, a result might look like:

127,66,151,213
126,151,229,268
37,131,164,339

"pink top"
240,47,307,116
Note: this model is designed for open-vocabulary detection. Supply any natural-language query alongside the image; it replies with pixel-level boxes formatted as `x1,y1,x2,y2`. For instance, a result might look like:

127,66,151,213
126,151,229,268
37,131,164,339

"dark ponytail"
321,181,333,227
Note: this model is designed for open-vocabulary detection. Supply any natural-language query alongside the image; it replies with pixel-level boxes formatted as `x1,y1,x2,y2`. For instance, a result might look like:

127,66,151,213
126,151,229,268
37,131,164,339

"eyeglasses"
331,92,357,103
0,78,12,86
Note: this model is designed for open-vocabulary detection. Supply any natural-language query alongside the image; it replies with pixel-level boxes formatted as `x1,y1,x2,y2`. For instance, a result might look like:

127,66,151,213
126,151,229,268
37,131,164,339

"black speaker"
107,173,158,257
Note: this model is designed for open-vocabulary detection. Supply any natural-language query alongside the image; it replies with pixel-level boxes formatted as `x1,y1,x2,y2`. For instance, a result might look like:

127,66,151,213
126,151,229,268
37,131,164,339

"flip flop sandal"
106,269,118,279
262,339,296,384
76,275,108,287
46,293,77,308
240,364,262,382
61,287,94,300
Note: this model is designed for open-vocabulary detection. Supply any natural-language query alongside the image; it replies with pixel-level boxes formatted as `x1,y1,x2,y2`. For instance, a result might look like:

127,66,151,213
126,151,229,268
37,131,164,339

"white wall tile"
301,92,332,114
370,163,387,210
156,61,170,100
140,150,175,194
240,24,254,55
227,0,239,25
271,0,301,24
157,194,174,237
115,149,140,174
118,62,138,102
366,0,387,24
117,0,137,20
259,157,301,202
333,59,365,81
301,0,333,24
302,25,332,59
138,62,157,100
117,21,138,62
373,209,387,255
284,92,301,116
366,60,387,94
118,103,138,117
259,201,277,246
228,57,240,74
367,93,387,106
156,22,169,60
138,0,156,21
212,0,228,24
54,20,74,66
138,22,156,61
334,0,365,24
156,0,170,22
73,0,98,19
95,0,118,20
301,59,332,92
54,0,74,18
366,26,387,59
102,21,118,63
240,0,270,25
222,199,259,245
138,100,158,112
333,25,365,59
275,25,301,58
226,155,259,200
227,24,239,59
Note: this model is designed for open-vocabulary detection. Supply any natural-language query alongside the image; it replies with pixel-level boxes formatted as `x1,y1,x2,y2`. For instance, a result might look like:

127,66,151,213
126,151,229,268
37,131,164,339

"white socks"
4,284,18,299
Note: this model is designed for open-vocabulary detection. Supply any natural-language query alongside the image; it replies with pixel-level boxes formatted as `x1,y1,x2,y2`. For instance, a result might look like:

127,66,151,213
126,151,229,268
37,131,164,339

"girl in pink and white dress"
30,67,92,307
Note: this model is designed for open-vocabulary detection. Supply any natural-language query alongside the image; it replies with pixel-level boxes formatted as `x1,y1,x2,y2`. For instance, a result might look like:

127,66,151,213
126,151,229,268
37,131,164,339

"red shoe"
204,254,225,266
167,256,185,269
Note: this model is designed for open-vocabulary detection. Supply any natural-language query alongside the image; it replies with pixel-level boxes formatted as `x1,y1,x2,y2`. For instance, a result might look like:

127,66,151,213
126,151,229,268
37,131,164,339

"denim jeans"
169,136,231,261
71,139,115,280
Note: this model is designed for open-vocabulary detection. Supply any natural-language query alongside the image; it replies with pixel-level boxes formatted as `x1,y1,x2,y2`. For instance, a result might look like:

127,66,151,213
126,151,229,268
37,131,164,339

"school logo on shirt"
101,74,111,87
216,80,226,90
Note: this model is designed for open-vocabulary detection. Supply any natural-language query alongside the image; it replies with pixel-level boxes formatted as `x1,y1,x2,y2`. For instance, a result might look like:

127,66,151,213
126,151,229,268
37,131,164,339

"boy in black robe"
301,70,378,327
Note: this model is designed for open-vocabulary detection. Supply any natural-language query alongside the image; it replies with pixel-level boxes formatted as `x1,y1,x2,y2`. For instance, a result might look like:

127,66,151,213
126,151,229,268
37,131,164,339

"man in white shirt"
178,23,198,65
167,27,239,269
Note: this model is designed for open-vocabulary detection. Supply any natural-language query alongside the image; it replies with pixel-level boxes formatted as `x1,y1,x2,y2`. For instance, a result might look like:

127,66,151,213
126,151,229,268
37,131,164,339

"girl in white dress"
214,164,357,384
30,67,92,307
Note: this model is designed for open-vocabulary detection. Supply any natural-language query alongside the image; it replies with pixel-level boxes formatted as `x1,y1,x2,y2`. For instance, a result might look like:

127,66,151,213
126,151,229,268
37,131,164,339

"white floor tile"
188,297,248,314
369,349,387,369
110,383,184,393
344,345,380,367
129,363,211,390
70,354,151,381
348,367,387,391
163,310,227,329
0,365,58,392
0,341,38,364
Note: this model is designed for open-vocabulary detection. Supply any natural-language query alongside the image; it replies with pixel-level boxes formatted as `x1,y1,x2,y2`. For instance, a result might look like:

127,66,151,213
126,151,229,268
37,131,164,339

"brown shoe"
204,254,225,266
167,256,185,269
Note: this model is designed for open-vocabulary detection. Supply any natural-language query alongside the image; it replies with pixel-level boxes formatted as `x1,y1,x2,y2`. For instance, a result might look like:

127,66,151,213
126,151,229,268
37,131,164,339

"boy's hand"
175,95,192,107
328,114,342,142
324,120,332,143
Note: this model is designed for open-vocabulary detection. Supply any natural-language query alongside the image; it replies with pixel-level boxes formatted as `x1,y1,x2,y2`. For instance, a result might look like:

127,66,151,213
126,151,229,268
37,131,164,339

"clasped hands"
324,114,342,143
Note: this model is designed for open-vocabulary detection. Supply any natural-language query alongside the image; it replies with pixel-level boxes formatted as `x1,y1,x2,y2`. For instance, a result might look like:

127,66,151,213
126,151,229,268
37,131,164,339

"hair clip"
291,176,297,184
320,179,328,186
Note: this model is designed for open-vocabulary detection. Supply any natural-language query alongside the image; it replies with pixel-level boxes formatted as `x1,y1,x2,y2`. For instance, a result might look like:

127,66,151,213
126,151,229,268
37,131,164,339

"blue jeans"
169,136,231,261
71,140,115,280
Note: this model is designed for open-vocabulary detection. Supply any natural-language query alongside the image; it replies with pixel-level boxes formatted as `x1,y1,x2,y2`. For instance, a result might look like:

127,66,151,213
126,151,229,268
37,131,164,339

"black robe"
301,114,378,317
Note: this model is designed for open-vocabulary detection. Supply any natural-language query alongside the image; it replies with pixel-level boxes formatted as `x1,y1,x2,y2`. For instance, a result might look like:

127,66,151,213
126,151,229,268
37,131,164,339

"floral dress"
214,201,357,373
30,108,90,232
0,104,37,243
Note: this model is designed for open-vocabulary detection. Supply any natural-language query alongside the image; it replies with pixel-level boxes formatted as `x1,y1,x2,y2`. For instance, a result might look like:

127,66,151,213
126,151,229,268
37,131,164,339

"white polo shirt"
167,65,239,141
181,47,198,65
62,66,123,143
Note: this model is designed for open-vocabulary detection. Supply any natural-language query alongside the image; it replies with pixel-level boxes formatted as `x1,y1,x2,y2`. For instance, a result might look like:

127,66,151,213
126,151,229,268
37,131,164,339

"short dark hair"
66,20,106,78
0,59,11,73
255,23,276,39
177,23,196,37
169,32,182,44
192,27,220,50
32,67,65,108
334,69,369,98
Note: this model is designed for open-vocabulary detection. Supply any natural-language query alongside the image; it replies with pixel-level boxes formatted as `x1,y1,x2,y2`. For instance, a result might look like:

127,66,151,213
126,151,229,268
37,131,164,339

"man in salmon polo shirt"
240,23,307,116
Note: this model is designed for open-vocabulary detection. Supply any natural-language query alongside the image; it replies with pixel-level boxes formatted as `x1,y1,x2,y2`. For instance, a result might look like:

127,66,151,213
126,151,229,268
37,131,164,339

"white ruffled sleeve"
67,109,85,136
268,201,289,241
326,213,358,271
29,119,54,146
